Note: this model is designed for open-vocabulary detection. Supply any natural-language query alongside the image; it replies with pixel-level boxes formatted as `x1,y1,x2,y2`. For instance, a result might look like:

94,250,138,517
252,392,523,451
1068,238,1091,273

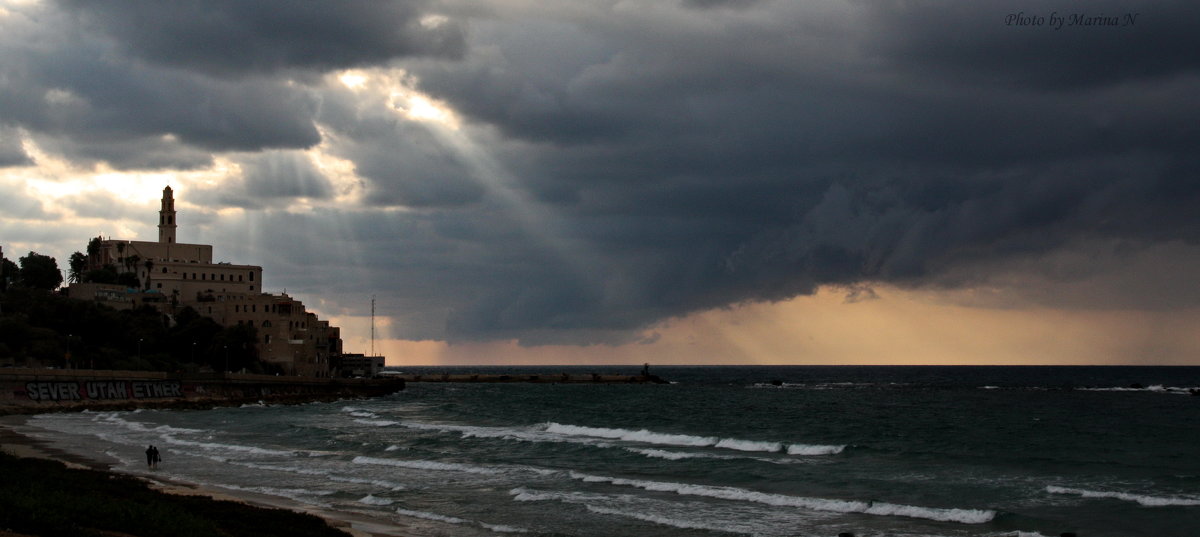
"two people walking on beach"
145,445,162,469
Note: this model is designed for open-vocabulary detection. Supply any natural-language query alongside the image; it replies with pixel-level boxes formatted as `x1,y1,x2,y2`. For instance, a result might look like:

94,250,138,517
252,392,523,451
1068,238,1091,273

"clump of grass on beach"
0,452,351,537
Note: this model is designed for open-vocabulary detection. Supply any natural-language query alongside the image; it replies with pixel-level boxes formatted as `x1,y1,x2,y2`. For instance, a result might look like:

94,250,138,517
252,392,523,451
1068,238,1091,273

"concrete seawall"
1,368,405,415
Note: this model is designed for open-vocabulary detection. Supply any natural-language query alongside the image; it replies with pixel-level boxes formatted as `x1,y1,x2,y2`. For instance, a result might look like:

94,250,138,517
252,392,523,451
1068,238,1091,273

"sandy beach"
0,414,411,537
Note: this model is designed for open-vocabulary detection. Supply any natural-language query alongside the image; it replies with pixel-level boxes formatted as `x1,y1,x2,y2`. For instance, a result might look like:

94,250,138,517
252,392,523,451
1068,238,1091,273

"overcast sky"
2,0,1198,364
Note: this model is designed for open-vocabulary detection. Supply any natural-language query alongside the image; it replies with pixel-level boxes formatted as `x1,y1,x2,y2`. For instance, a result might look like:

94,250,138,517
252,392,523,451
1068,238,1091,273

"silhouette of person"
152,446,161,468
145,445,154,468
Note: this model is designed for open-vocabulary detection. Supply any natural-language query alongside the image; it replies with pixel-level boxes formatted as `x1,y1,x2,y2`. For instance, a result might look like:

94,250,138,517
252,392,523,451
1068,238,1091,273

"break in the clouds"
2,0,1198,345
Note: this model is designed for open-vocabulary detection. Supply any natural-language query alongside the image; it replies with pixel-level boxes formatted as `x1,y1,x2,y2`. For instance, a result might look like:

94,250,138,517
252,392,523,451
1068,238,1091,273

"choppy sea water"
23,366,1200,537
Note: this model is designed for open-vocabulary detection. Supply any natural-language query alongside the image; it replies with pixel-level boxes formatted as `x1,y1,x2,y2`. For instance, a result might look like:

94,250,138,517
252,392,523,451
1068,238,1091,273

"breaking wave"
545,423,845,456
358,494,394,506
395,508,468,524
394,508,529,533
1046,486,1200,506
569,472,995,524
352,456,504,475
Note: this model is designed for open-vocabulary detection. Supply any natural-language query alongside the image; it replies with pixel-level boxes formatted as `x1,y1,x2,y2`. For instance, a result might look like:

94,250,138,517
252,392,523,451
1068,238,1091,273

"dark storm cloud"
863,1,1200,90
56,0,465,76
0,0,462,170
363,0,1200,343
0,3,318,168
681,0,761,10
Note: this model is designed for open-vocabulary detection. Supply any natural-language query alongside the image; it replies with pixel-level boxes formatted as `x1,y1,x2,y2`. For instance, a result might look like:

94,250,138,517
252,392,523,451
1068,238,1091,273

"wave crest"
1046,485,1200,506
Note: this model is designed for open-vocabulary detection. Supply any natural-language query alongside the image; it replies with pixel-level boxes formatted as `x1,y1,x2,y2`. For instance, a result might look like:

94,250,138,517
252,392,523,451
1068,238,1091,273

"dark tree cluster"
0,286,279,374
1,251,62,292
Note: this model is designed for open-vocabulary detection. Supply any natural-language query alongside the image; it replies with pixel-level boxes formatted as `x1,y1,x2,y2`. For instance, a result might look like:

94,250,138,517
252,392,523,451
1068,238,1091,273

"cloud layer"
2,0,1197,345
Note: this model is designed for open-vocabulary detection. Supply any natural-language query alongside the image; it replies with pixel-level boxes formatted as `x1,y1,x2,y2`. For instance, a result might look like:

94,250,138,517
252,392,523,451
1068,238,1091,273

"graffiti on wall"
23,380,183,402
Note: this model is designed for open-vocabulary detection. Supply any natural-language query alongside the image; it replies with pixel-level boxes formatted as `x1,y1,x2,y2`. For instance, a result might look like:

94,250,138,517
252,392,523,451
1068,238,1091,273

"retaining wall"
0,368,404,414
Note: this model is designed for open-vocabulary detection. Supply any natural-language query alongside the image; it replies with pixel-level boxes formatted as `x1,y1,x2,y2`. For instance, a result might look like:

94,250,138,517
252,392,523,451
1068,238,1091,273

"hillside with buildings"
1,187,384,378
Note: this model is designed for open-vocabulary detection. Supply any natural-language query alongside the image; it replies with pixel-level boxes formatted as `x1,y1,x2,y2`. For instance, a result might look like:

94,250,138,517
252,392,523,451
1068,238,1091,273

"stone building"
69,187,345,376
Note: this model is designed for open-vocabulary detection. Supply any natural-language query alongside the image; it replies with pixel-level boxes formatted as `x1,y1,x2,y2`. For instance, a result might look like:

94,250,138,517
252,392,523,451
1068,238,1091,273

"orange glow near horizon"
336,287,1200,367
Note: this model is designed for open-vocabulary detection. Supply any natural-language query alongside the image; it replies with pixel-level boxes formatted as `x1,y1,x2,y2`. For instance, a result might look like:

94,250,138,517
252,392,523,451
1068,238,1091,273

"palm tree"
68,252,87,284
143,259,154,290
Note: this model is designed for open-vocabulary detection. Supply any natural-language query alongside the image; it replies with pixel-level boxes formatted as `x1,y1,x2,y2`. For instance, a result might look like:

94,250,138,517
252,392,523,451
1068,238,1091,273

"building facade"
69,187,347,376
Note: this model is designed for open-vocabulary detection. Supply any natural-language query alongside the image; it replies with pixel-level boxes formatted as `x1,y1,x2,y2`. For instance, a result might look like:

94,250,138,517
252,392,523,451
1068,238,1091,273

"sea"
19,366,1200,537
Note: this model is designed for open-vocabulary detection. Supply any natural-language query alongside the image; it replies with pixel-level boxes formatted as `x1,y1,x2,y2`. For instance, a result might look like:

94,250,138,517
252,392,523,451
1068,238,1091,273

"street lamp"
223,345,229,374
137,338,144,362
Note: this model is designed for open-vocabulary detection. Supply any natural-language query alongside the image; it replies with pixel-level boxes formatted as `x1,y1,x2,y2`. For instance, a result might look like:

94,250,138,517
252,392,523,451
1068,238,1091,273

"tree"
18,252,63,291
0,258,17,291
68,252,87,284
86,237,102,259
84,265,119,284
116,272,140,288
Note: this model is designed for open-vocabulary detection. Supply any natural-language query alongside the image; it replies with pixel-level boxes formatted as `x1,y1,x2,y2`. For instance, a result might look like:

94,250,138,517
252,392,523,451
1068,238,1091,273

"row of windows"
234,303,289,314
178,271,255,282
236,319,273,328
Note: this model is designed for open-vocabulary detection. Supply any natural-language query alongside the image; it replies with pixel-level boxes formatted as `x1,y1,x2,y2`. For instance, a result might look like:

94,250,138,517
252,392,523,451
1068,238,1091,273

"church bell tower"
159,186,177,244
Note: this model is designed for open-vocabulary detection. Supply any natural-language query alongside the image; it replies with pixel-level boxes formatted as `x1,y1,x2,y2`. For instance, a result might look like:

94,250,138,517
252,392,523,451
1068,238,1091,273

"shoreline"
0,413,416,537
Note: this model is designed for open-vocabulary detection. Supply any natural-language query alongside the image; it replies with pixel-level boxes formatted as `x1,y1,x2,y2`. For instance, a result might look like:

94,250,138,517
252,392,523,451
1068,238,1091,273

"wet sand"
0,414,415,537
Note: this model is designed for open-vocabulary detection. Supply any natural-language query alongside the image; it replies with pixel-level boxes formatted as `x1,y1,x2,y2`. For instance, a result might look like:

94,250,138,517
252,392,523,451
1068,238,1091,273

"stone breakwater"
0,368,404,415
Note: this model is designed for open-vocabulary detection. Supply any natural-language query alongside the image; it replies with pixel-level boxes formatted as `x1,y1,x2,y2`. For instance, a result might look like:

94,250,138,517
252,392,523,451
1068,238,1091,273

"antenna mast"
370,295,376,357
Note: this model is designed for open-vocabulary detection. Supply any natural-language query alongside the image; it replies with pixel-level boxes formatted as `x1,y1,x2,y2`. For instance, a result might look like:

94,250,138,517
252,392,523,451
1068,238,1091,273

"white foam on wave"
569,472,995,524
1079,385,1198,395
544,422,844,457
624,448,796,466
714,438,782,452
626,448,713,461
394,507,529,533
395,508,467,524
786,444,845,456
358,494,394,506
480,522,529,533
231,459,408,490
545,423,717,446
352,456,503,475
160,434,296,456
215,483,335,506
1046,485,1200,506
513,487,745,533
353,419,399,427
584,504,742,534
93,413,207,435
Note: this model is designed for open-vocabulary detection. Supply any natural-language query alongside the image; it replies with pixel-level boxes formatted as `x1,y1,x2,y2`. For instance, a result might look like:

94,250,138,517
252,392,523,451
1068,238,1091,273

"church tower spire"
159,186,177,244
